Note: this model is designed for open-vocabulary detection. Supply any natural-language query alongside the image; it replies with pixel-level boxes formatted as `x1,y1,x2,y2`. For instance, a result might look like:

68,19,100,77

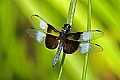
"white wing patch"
40,20,47,30
80,42,91,54
82,31,92,41
36,31,45,43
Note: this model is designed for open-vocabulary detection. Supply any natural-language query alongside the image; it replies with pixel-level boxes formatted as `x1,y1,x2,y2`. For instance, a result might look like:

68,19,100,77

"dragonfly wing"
66,32,83,40
89,43,103,53
31,15,48,30
79,42,103,54
26,28,46,43
31,15,60,37
63,39,80,54
79,42,91,54
45,34,60,49
47,24,60,36
80,30,104,41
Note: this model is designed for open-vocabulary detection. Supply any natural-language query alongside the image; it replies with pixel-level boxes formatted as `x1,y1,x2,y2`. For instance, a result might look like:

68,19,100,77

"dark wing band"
47,24,60,37
66,32,83,40
45,34,60,49
63,39,80,54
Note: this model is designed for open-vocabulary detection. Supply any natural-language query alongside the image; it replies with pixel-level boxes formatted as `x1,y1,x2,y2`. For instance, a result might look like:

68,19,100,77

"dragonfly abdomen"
52,41,63,67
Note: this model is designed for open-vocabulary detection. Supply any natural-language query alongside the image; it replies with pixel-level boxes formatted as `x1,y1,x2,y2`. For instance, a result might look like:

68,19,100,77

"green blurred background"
0,0,120,80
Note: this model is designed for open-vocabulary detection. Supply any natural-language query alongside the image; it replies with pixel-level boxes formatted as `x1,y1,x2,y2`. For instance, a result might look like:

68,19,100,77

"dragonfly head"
63,24,71,33
64,24,71,29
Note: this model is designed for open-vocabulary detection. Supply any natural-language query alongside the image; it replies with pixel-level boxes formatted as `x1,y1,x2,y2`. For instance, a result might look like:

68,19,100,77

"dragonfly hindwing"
79,42,91,54
26,28,45,43
79,42,103,54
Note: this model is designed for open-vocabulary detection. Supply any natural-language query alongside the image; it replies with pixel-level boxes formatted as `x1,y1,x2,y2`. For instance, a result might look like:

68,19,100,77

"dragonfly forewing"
31,15,60,36
31,15,48,31
80,30,104,41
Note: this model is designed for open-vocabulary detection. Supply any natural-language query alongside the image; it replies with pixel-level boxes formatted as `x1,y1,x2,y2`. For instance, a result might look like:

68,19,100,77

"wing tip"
26,27,34,33
31,14,39,17
94,43,104,52
31,14,41,20
95,30,104,36
30,27,34,29
95,30,101,32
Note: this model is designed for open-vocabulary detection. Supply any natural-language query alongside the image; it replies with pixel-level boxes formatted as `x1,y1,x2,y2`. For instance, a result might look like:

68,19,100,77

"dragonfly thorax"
59,24,71,41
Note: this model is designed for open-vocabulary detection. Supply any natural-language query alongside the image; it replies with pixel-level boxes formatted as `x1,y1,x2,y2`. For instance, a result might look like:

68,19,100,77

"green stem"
58,0,77,80
81,0,91,80
58,53,66,80
67,0,77,26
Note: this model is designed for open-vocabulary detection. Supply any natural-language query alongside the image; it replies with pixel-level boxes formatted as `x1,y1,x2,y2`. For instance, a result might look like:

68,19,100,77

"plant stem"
81,0,91,80
67,0,77,26
58,0,77,80
58,53,66,80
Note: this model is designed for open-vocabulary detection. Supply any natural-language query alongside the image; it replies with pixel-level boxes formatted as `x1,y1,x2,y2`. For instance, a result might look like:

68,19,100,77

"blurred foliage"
0,0,120,80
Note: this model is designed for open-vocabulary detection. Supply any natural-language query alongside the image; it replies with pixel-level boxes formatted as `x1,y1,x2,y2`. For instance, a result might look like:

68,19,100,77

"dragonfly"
26,15,104,67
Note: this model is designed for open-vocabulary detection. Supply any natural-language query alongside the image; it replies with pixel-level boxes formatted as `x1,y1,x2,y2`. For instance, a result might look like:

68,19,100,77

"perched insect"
26,15,104,67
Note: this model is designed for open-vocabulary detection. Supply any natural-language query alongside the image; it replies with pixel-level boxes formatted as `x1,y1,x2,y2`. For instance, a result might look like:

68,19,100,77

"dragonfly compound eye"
64,24,71,29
